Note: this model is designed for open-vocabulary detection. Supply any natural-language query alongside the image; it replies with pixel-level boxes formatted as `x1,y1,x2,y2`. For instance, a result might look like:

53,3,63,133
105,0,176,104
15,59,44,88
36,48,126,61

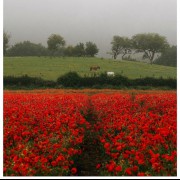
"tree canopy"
47,34,65,52
154,46,177,67
85,41,99,57
111,36,132,59
6,41,48,56
132,33,169,64
64,42,99,57
3,32,10,56
73,43,85,57
64,45,75,57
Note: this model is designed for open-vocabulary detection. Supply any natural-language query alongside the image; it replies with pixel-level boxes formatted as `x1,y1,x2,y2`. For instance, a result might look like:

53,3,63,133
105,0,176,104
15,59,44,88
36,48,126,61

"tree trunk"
122,53,126,60
113,53,117,59
150,52,155,65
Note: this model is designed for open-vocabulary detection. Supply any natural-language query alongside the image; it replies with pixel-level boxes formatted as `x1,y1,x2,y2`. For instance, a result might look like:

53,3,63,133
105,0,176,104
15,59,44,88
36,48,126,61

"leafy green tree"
73,43,85,57
111,36,120,59
6,41,48,56
111,36,132,59
132,33,169,64
47,34,65,56
3,32,10,56
154,46,177,67
85,41,99,57
64,45,75,57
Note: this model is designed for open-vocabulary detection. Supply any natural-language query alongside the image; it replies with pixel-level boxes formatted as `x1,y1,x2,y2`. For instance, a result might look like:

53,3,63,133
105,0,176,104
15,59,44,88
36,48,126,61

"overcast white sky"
3,0,177,57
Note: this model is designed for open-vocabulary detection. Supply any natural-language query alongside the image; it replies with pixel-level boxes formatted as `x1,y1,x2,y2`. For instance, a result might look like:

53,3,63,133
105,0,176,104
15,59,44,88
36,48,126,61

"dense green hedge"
4,72,177,89
4,75,56,88
57,72,82,87
56,72,176,89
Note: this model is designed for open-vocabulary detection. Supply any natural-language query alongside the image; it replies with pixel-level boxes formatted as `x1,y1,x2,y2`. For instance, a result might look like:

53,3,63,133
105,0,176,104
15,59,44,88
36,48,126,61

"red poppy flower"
138,172,145,176
96,164,101,169
51,161,57,167
125,167,132,175
115,165,122,172
71,167,77,175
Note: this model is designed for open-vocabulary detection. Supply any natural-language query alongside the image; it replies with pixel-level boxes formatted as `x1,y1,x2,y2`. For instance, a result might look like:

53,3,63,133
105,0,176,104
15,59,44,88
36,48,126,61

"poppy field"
3,90,177,176
91,93,177,176
4,93,90,176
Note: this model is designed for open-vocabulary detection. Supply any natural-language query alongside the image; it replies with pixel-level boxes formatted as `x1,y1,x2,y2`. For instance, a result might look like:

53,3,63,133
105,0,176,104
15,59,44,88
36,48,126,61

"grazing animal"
90,66,100,71
107,71,115,76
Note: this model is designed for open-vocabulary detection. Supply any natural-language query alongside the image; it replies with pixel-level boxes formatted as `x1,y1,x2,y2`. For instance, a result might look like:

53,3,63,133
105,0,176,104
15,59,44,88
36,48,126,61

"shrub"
98,73,110,85
81,76,98,87
3,75,55,87
111,74,130,86
57,72,82,87
133,77,177,88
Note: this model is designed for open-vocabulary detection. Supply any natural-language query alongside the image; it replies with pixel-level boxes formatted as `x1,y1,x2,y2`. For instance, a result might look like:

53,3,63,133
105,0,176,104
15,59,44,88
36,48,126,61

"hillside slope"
4,57,176,81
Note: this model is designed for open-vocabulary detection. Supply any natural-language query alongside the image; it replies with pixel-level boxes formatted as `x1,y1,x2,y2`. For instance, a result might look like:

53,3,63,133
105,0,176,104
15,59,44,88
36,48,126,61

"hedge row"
4,72,177,89
4,75,56,88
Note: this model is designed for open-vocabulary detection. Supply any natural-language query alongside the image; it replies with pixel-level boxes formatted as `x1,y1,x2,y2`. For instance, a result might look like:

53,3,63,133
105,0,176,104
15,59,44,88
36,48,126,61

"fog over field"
4,0,177,58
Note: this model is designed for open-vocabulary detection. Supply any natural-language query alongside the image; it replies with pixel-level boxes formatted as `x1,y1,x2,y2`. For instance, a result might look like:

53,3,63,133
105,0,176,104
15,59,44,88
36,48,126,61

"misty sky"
4,0,177,57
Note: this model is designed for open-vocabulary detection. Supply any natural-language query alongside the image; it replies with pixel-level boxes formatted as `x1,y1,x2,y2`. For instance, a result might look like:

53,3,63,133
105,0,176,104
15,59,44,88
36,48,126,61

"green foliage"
111,36,132,59
3,32,10,56
4,72,176,89
4,75,56,87
58,73,176,88
6,41,48,56
132,33,169,64
47,34,65,55
64,45,75,57
111,74,130,86
73,43,85,57
132,77,176,88
64,42,99,57
57,72,82,87
85,41,99,57
154,46,177,67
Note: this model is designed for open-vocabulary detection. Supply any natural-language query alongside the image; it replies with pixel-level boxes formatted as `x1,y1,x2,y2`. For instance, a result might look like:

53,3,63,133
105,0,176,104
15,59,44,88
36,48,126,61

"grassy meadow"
4,56,177,81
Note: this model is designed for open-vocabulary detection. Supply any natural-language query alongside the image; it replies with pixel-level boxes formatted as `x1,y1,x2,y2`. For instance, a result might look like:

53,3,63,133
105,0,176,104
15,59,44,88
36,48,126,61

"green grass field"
4,56,177,81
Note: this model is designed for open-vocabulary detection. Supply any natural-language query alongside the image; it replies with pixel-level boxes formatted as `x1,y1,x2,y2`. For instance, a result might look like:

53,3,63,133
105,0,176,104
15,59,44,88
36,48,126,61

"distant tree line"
4,33,99,57
6,41,48,57
3,32,176,67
